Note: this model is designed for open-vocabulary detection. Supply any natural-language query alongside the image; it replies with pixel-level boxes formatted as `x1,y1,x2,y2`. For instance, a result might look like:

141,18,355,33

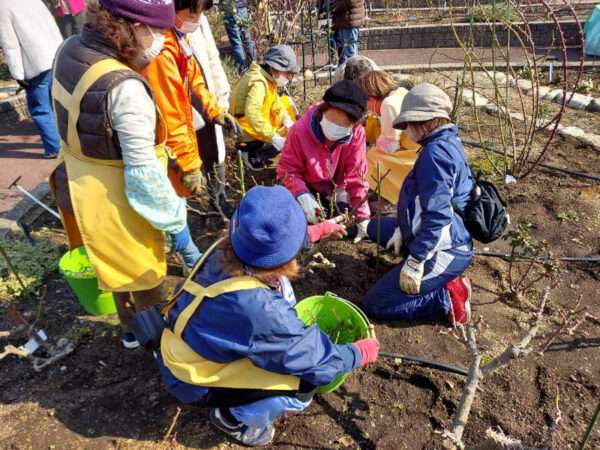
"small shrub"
0,231,61,299
577,79,594,95
469,2,519,23
556,209,579,223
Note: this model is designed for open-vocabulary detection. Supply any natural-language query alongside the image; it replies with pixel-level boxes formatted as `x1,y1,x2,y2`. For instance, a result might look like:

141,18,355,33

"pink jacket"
277,105,371,221
53,0,86,17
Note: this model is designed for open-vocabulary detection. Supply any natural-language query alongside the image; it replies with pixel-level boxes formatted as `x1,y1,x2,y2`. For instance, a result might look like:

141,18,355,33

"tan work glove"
214,112,242,136
182,169,207,195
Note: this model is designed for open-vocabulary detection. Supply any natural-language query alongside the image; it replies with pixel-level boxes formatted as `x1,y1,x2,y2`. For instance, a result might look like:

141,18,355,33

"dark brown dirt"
1,90,599,449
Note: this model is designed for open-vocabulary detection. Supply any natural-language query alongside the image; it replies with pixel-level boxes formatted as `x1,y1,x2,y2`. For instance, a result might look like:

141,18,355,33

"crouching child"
361,83,474,326
156,186,379,447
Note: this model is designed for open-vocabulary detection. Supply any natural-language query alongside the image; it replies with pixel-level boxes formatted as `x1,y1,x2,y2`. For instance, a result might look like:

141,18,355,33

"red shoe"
445,277,472,325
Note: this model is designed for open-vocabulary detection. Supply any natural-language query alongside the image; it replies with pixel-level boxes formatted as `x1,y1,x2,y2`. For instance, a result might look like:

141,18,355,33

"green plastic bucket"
296,292,374,393
59,246,116,316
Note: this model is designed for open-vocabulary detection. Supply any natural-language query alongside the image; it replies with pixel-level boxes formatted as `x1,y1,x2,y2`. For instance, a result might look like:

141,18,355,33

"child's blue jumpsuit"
362,125,474,321
157,249,361,429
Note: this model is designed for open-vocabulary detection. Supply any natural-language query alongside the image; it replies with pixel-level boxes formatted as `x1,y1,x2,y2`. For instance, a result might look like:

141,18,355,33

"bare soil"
1,78,599,450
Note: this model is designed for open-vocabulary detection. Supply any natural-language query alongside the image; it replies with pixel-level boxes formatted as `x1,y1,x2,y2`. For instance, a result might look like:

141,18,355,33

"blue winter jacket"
397,125,473,262
157,250,361,403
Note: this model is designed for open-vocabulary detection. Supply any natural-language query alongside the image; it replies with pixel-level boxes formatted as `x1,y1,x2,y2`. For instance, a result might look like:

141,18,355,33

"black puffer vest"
51,25,151,213
53,24,151,161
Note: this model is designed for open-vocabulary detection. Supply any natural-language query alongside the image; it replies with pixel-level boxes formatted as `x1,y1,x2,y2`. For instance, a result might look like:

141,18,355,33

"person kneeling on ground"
276,80,371,243
157,186,377,447
230,45,299,171
356,70,421,204
361,83,474,326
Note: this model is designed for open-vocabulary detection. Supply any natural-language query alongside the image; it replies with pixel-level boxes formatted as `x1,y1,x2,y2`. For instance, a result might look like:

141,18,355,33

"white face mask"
275,75,290,88
177,19,201,34
320,116,352,142
143,26,165,62
405,125,420,143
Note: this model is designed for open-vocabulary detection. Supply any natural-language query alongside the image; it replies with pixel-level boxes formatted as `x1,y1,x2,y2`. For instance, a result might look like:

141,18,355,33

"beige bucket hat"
393,82,452,130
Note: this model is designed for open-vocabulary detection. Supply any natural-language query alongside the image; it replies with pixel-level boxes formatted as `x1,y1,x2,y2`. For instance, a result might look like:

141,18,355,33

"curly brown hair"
86,0,140,64
217,233,300,282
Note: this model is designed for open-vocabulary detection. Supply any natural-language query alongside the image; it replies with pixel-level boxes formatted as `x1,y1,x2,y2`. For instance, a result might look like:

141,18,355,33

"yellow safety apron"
52,59,168,292
366,115,421,203
161,241,301,391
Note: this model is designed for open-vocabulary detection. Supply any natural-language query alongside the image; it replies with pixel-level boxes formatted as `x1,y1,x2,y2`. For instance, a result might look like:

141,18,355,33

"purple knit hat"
100,0,175,29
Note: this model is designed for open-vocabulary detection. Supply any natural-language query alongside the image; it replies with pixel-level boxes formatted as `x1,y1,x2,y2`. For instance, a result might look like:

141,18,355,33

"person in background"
0,0,63,159
356,70,420,204
187,1,235,217
361,83,474,326
219,0,255,74
49,0,191,348
332,54,382,148
276,80,371,243
319,0,365,65
157,185,379,447
49,0,87,38
333,53,378,83
230,44,299,171
142,0,238,214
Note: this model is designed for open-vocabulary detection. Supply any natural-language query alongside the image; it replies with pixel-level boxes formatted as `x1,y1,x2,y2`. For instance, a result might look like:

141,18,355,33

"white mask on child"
275,75,290,87
143,26,165,61
405,124,420,144
320,117,352,142
177,19,201,34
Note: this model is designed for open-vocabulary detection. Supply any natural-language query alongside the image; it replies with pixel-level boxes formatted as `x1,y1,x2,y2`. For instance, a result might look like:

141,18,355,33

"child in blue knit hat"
157,186,380,447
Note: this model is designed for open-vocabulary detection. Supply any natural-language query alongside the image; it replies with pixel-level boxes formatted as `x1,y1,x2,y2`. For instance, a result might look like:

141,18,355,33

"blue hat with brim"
230,186,307,269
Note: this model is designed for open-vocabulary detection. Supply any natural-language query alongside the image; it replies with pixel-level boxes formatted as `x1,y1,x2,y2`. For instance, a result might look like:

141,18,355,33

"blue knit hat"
230,186,307,269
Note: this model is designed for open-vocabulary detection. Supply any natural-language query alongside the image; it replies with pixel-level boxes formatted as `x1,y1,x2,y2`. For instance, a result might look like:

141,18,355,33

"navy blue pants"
362,217,472,321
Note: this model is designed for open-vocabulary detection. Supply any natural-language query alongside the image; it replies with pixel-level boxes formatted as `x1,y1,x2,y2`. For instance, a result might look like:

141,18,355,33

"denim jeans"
231,396,312,429
224,3,256,74
179,239,202,269
332,27,360,65
25,70,61,157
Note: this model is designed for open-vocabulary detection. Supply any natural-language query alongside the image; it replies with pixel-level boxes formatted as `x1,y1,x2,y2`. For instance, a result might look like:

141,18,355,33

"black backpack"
458,171,509,243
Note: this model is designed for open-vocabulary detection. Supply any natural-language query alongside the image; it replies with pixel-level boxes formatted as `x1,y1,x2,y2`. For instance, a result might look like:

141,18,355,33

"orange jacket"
143,29,222,173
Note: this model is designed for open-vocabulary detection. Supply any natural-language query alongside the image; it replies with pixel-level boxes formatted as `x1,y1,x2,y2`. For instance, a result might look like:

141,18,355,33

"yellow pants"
367,147,419,203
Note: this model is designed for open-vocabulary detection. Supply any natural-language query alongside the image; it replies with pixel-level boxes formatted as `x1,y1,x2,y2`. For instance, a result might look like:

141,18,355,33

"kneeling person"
157,186,379,447
361,84,474,325
230,45,299,170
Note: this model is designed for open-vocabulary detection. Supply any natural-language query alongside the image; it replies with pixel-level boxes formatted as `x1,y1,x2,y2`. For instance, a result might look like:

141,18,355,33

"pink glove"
353,338,380,367
307,220,347,243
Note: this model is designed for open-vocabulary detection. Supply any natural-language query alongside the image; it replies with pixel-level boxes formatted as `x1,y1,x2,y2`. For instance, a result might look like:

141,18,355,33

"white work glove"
297,193,322,224
385,227,403,256
334,187,350,205
272,133,286,151
353,220,370,244
399,255,425,295
283,115,294,130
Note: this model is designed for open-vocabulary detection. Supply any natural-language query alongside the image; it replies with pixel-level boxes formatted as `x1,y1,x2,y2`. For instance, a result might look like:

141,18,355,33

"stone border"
453,83,600,153
0,92,29,127
358,20,580,50
0,181,51,240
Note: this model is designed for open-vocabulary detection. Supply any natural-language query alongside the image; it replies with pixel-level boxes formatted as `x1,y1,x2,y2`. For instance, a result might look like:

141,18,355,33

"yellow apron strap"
173,276,268,338
52,58,130,164
162,238,225,317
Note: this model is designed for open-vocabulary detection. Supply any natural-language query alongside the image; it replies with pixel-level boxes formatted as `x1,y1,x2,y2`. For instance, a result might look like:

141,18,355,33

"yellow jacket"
230,62,287,143
143,30,222,173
